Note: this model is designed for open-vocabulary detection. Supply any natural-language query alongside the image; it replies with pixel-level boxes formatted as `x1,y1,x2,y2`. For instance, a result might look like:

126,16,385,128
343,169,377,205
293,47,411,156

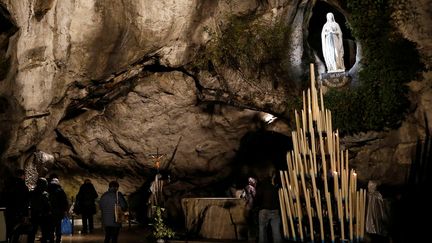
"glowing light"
262,113,277,124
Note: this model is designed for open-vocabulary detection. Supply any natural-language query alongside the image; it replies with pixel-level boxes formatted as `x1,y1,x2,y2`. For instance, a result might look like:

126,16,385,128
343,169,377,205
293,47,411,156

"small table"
181,198,248,240
0,207,6,242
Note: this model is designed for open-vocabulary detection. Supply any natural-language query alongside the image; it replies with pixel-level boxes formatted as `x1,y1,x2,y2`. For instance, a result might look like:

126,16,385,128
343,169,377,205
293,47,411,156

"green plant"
324,0,423,133
151,206,175,240
195,15,291,84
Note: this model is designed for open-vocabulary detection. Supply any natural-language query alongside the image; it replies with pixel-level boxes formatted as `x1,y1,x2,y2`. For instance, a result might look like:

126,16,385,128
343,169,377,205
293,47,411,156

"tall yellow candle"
362,189,367,239
353,171,357,193
317,190,324,242
344,170,349,221
296,189,304,242
326,192,335,242
284,189,297,240
320,88,325,113
308,108,313,135
303,91,306,122
295,110,301,134
333,171,338,197
286,180,296,220
279,170,286,189
302,110,307,140
284,171,290,193
319,133,328,195
305,189,314,242
329,111,333,134
307,90,312,131
278,189,289,238
286,154,293,180
356,191,360,241
291,132,299,162
339,189,345,240
336,130,340,173
349,190,353,241
310,63,315,87
311,168,318,198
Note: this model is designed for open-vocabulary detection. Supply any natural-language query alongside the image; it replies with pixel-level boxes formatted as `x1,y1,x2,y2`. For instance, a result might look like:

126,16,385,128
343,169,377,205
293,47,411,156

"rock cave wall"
0,0,431,226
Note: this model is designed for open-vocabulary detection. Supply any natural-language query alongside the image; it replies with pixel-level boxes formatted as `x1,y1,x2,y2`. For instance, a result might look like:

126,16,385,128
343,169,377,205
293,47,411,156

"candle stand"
278,64,366,242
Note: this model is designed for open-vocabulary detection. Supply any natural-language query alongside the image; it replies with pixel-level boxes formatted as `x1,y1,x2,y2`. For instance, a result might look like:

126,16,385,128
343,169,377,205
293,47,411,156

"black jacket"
48,183,69,220
255,179,280,210
4,176,30,217
76,182,98,215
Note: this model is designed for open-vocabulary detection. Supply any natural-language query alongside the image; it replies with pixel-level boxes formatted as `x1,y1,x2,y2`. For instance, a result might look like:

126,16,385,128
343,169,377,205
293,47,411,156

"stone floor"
61,226,151,243
61,228,252,243
46,225,250,243
12,219,254,243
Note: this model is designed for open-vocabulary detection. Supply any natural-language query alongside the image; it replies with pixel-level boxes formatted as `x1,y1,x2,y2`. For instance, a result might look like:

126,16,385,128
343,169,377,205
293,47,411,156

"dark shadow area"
126,129,293,242
128,178,154,224
0,4,18,159
0,3,17,80
308,1,356,70
232,130,292,184
389,119,430,243
374,116,431,243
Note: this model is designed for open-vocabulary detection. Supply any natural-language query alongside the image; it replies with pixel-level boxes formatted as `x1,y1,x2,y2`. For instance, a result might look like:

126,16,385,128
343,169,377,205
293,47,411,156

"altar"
0,208,6,242
181,198,248,240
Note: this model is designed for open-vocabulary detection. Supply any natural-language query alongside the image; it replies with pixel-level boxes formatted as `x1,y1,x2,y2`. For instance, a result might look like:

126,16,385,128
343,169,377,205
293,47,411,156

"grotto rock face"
0,0,431,221
395,0,432,69
0,0,310,195
342,0,432,186
43,71,260,186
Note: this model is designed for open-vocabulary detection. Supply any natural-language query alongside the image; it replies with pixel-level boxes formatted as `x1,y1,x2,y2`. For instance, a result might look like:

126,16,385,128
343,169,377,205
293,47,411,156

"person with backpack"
47,175,69,243
75,179,98,233
28,178,53,243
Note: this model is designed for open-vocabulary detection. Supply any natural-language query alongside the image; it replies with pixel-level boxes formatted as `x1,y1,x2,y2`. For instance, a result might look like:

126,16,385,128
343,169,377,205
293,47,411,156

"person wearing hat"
47,175,69,243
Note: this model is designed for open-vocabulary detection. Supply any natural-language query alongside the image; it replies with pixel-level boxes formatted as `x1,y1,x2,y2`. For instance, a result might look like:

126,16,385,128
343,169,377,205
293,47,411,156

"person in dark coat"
99,181,128,243
4,169,30,243
75,179,98,233
47,175,69,243
28,178,53,243
255,174,282,243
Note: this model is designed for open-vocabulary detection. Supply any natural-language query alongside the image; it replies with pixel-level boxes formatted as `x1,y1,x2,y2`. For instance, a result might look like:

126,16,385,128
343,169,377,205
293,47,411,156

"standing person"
147,173,164,218
366,180,390,243
99,181,128,243
321,12,345,73
47,175,69,243
242,177,257,210
75,179,98,234
241,176,257,241
4,169,30,243
28,178,53,243
255,174,282,243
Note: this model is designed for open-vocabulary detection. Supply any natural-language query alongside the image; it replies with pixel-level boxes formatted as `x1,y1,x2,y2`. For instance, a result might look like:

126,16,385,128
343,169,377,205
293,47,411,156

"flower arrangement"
151,206,175,240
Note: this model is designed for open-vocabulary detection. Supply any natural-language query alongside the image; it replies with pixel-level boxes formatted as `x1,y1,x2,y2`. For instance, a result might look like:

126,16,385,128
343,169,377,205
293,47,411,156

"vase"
156,239,165,243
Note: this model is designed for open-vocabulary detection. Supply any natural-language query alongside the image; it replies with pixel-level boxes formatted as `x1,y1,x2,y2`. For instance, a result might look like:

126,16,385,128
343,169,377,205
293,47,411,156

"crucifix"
149,148,165,172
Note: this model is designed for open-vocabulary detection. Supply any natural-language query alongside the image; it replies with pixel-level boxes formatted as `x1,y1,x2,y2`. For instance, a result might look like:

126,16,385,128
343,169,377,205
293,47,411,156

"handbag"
61,216,72,235
114,191,125,224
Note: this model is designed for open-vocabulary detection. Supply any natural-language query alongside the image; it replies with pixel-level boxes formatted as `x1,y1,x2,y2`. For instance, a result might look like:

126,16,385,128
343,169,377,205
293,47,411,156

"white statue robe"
321,13,345,72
